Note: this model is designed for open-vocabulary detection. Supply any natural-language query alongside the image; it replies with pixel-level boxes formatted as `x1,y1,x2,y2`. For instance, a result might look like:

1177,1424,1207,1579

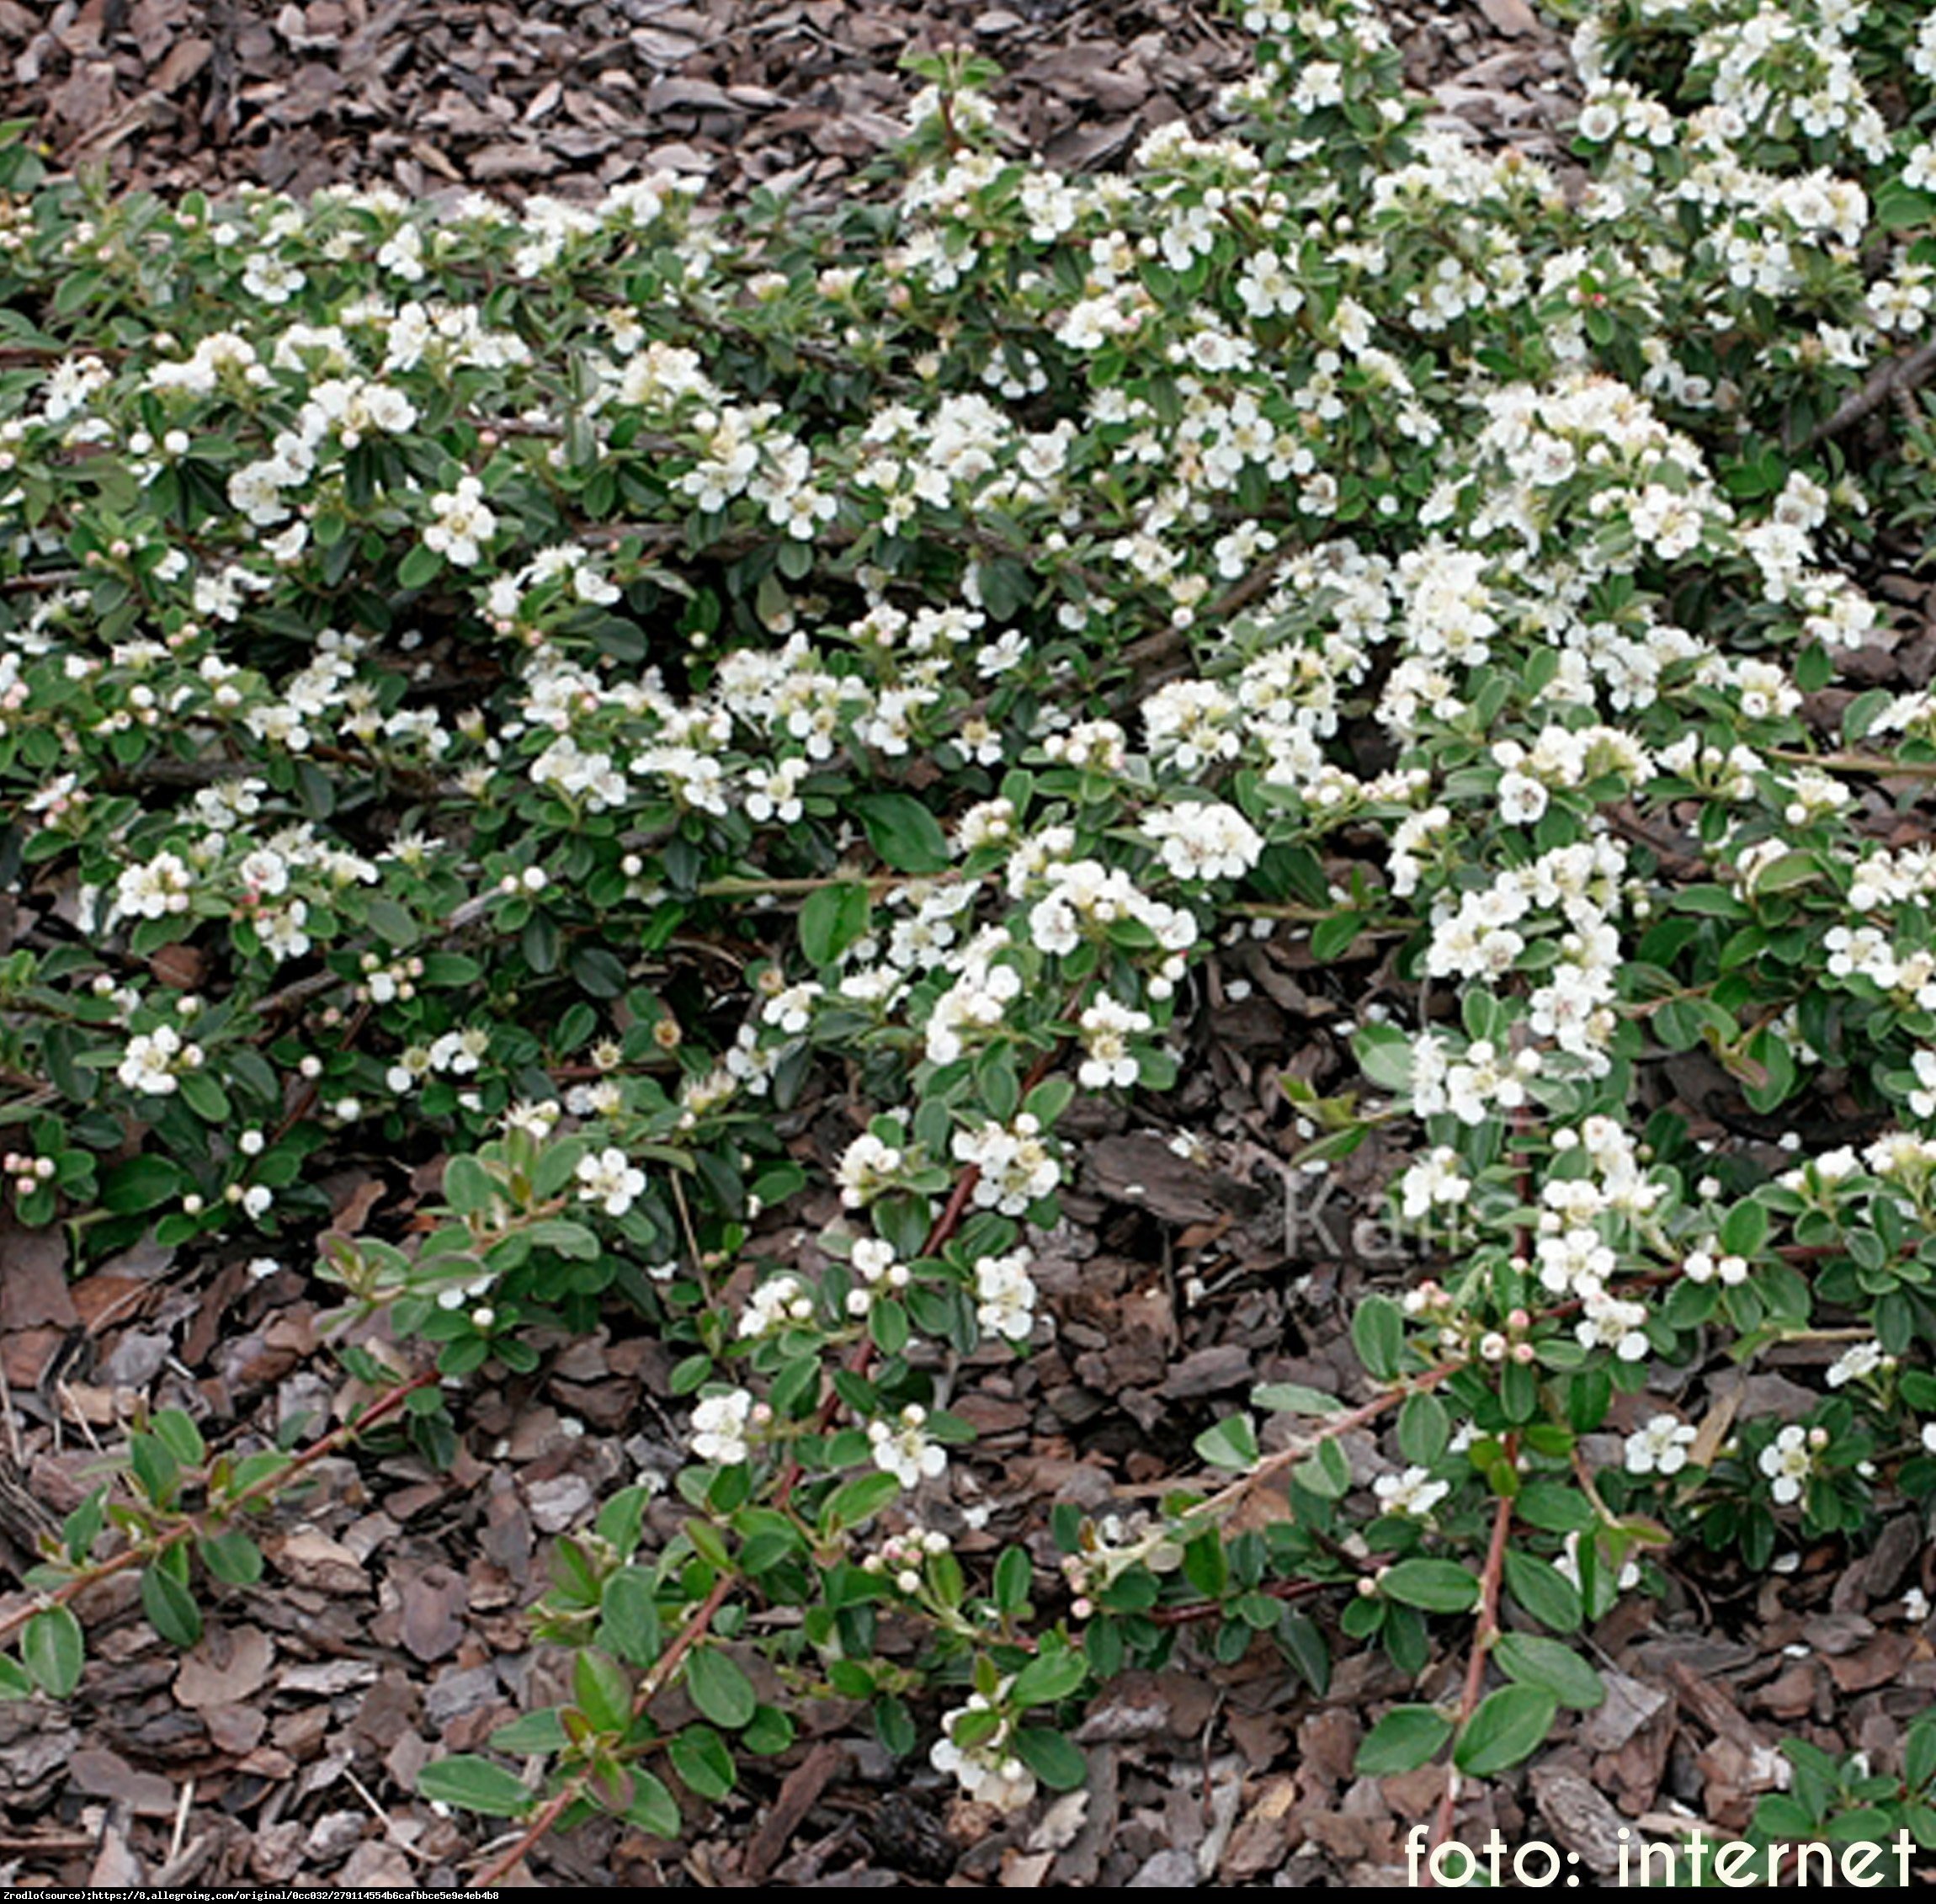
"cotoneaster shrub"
4,0,1936,1868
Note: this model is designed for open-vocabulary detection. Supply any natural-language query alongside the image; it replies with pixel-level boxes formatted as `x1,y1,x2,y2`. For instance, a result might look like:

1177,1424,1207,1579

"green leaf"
197,1530,263,1586
443,1154,496,1215
1353,1024,1413,1091
574,1647,633,1735
141,1564,203,1648
1514,1482,1595,1534
22,1606,83,1698
1253,1382,1343,1416
178,1069,231,1123
490,1709,572,1756
742,1705,795,1756
364,895,420,948
1719,1199,1768,1259
1194,1414,1258,1471
1354,1705,1453,1775
1493,1633,1604,1711
1380,1558,1480,1613
102,1154,183,1214
0,1656,32,1700
416,1755,536,1817
600,1566,662,1667
1907,1718,1936,1792
569,944,630,998
799,882,872,968
993,1546,1033,1614
1012,1643,1088,1711
1352,1295,1405,1380
1502,1550,1582,1634
625,1768,683,1839
685,1647,758,1731
152,1409,205,1468
1753,1795,1820,1841
1013,1726,1088,1790
396,543,444,591
852,793,951,874
1396,1392,1450,1466
823,1471,902,1531
667,1724,737,1800
1746,851,1816,894
1311,912,1364,961
1455,1683,1557,1777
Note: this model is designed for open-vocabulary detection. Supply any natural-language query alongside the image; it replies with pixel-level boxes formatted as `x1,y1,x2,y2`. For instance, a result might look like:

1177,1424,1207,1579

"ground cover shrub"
5,0,1936,1872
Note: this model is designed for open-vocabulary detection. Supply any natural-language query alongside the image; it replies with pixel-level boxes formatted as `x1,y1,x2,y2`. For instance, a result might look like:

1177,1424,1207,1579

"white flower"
116,852,194,921
1576,1292,1650,1362
1077,995,1151,1090
1825,1340,1888,1389
576,1146,646,1217
1759,1424,1814,1505
974,1251,1038,1343
737,1274,814,1338
689,1388,755,1465
837,1132,903,1209
1624,1414,1696,1478
1140,801,1263,883
1497,771,1549,826
242,253,306,305
423,475,497,567
117,1025,203,1096
954,1115,1061,1216
1374,1465,1449,1518
1396,1147,1470,1222
868,1403,948,1487
931,1691,1037,1813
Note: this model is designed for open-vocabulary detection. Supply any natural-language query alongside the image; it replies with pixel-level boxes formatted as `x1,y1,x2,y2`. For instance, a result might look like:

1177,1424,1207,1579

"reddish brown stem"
0,1365,436,1647
470,1785,579,1891
1148,1572,1332,1628
1421,1439,1516,1887
468,1572,733,1889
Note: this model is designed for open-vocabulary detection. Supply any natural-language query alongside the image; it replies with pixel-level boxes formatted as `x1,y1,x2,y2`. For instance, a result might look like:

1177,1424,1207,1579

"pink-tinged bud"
1508,1308,1530,1332
1071,1597,1093,1620
478,429,499,450
1512,1342,1537,1364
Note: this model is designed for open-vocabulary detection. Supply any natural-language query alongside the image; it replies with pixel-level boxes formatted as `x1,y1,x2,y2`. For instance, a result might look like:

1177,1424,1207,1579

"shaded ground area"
7,0,1936,1891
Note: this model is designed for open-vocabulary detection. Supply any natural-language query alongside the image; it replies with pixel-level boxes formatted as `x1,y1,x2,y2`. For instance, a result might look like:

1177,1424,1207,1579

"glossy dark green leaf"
1354,1705,1451,1776
1380,1558,1479,1613
1455,1684,1557,1777
685,1647,758,1730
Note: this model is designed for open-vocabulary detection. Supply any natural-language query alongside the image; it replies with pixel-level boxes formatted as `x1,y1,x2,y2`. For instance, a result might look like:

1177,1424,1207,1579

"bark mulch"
6,0,1935,1890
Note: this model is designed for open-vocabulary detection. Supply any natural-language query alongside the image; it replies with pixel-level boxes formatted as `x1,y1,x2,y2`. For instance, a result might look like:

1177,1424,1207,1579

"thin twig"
1767,747,1936,780
0,1365,435,1650
1422,1449,1515,1888
467,1572,734,1889
1804,338,1936,448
